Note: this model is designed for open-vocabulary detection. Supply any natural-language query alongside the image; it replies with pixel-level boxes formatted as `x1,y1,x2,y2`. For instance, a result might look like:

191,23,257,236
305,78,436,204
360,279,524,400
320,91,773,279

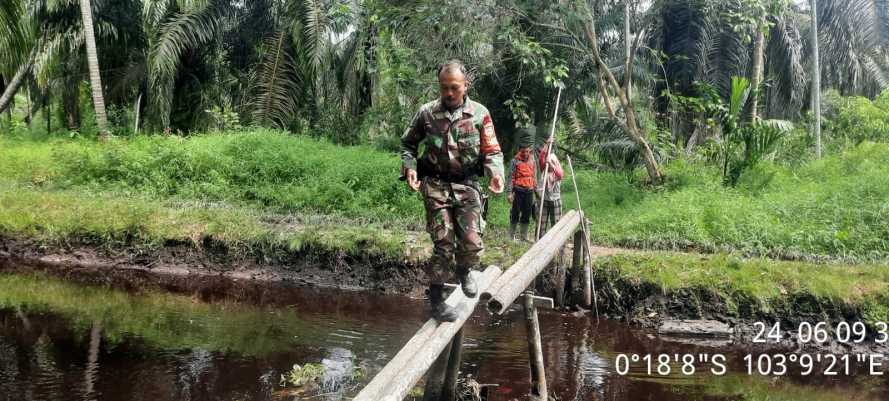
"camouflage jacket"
401,96,504,181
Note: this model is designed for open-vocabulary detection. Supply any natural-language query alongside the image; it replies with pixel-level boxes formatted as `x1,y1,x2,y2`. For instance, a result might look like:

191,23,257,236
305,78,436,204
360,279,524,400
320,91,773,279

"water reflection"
0,271,887,401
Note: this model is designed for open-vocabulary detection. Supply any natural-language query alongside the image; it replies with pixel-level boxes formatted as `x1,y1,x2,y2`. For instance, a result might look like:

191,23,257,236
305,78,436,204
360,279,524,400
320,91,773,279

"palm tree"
0,0,30,116
78,0,109,136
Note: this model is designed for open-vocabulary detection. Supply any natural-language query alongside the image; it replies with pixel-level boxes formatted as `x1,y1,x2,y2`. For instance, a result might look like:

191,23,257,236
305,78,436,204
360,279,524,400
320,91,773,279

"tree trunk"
583,4,663,184
625,1,632,99
63,76,81,130
0,56,33,115
749,29,765,122
78,0,109,137
810,0,822,158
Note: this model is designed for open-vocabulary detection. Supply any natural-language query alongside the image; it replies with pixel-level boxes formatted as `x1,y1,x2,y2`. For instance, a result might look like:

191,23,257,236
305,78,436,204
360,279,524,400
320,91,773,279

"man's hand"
507,192,514,204
406,169,421,192
489,174,504,194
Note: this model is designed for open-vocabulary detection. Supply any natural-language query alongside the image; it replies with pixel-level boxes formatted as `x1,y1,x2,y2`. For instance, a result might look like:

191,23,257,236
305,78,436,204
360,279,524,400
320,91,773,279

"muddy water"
0,269,887,401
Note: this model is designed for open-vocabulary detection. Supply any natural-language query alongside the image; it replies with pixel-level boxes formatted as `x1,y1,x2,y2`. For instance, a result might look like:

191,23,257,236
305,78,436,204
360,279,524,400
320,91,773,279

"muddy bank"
0,235,426,298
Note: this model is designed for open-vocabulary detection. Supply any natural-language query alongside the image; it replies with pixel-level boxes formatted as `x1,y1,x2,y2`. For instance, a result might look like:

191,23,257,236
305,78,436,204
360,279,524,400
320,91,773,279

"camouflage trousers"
421,177,484,284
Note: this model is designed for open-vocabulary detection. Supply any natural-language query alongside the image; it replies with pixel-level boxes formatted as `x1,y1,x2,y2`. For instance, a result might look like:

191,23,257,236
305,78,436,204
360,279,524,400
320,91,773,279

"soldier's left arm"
479,112,504,179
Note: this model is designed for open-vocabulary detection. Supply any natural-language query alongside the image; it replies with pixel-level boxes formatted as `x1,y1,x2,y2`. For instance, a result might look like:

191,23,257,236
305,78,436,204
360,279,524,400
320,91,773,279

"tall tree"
577,0,663,184
78,0,109,136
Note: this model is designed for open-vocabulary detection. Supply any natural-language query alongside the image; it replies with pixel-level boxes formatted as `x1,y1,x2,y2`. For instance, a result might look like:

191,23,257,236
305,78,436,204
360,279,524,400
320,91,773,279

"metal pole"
523,292,548,400
535,87,563,240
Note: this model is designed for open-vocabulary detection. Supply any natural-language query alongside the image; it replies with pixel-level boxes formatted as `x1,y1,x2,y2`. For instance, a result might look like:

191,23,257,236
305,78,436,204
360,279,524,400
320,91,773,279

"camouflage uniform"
401,96,504,284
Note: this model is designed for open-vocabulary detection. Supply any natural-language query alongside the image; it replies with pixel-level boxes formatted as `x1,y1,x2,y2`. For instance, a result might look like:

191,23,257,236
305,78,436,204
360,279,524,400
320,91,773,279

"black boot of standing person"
428,283,458,322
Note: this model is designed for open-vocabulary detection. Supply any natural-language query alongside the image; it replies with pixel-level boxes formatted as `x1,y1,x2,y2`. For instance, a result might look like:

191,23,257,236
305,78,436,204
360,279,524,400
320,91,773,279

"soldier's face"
438,70,467,110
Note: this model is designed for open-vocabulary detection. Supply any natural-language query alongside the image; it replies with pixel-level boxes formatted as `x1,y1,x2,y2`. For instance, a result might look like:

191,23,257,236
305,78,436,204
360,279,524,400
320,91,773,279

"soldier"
401,60,505,322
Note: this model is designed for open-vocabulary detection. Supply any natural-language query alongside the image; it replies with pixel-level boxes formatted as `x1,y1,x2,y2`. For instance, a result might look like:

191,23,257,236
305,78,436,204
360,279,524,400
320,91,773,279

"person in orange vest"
507,127,539,242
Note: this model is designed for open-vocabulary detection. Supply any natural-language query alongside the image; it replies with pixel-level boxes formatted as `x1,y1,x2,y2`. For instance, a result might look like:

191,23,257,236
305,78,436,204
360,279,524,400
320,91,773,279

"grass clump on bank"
567,143,889,262
1,130,421,226
595,252,889,324
0,183,408,261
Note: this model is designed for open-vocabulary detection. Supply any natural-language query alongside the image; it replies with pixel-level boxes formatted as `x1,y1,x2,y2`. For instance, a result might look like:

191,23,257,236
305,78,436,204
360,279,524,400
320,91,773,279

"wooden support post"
566,156,598,317
523,292,548,400
441,328,465,401
422,343,450,401
554,258,566,309
580,227,592,308
572,229,589,306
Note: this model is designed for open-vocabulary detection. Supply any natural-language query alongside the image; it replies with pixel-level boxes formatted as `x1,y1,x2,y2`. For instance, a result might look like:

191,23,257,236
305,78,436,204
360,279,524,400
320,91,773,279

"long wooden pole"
481,210,577,303
487,211,580,315
535,87,563,240
523,293,548,400
566,155,598,319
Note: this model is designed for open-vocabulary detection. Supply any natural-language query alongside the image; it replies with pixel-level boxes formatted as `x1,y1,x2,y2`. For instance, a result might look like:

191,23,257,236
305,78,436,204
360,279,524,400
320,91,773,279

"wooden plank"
486,211,580,315
354,265,502,401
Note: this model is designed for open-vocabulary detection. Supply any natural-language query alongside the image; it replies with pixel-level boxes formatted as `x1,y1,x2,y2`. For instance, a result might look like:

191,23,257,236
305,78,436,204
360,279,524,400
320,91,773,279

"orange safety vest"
512,155,536,189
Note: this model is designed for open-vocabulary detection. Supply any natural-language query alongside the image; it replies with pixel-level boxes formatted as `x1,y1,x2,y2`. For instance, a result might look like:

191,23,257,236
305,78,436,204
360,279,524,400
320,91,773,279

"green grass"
0,131,889,262
2,130,889,263
0,182,408,261
596,252,889,323
696,374,883,401
0,130,421,226
567,144,889,262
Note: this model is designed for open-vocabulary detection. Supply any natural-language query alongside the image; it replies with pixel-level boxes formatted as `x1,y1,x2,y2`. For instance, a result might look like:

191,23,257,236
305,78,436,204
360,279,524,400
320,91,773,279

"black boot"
429,283,458,322
455,266,478,298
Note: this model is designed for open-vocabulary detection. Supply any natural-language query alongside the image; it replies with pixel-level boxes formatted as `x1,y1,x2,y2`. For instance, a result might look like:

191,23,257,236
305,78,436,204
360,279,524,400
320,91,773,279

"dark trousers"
510,187,535,225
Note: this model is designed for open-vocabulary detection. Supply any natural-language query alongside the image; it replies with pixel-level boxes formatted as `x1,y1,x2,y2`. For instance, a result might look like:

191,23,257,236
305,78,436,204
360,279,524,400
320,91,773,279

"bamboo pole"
354,266,502,401
440,328,465,401
566,155,598,319
523,292,548,400
487,211,580,315
535,87,563,240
